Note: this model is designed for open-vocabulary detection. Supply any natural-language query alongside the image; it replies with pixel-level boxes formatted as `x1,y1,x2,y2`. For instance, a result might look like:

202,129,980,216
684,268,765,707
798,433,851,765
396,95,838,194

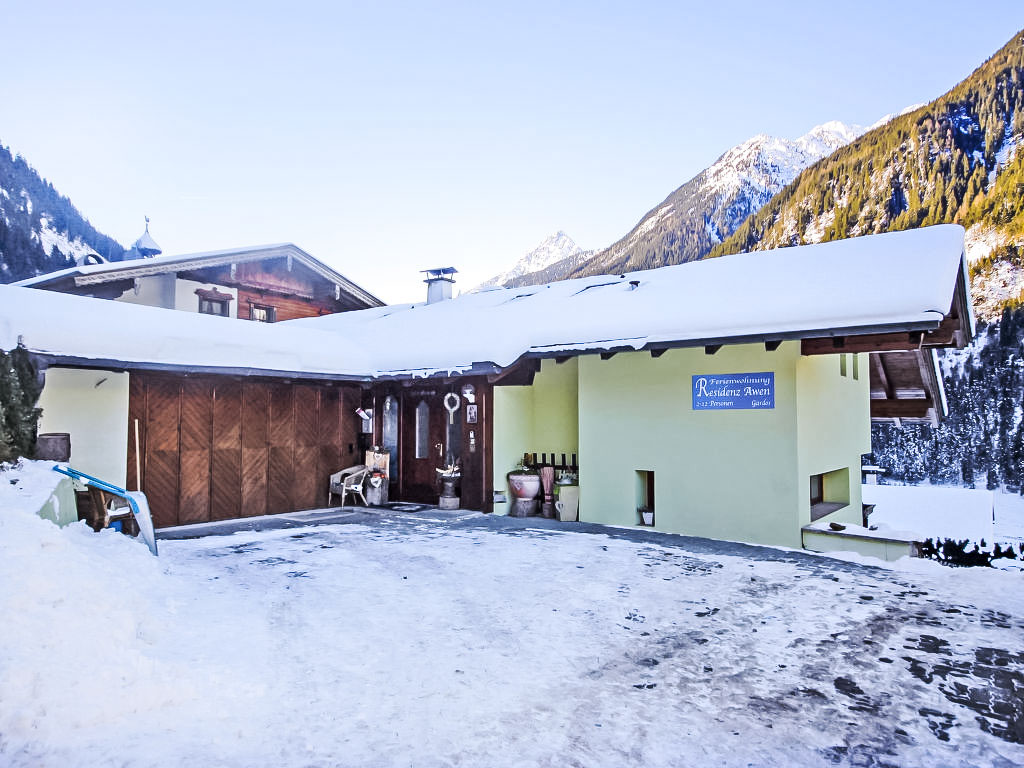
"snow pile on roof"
291,225,967,375
0,285,376,378
0,225,966,379
12,242,295,286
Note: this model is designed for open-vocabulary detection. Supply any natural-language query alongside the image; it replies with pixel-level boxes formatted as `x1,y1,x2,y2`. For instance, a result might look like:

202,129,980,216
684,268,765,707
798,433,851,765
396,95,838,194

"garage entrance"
127,373,362,528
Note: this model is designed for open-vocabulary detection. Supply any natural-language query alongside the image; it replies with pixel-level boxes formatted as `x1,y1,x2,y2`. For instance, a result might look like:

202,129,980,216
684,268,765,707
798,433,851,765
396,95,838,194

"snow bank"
3,506,1024,766
864,483,995,542
0,460,65,517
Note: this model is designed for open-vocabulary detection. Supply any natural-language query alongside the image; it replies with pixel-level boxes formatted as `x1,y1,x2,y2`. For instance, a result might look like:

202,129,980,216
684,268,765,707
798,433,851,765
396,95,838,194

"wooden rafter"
870,397,933,419
872,353,893,400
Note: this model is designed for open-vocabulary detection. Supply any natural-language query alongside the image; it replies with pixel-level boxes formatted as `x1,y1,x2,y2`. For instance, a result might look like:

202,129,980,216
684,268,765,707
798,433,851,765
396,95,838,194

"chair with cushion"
328,465,370,507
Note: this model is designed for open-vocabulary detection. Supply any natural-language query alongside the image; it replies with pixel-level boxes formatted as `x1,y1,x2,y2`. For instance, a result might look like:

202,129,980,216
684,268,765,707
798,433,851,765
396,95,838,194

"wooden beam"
802,331,926,356
649,348,667,358
488,358,541,386
921,316,959,346
870,397,933,419
871,353,893,400
704,344,722,355
764,340,782,352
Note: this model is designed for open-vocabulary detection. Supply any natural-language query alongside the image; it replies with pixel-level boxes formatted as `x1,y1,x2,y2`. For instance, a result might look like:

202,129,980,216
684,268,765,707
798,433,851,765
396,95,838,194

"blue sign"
692,372,774,410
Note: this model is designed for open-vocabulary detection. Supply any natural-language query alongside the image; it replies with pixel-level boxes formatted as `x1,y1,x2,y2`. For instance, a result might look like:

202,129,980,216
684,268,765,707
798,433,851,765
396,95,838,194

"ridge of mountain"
0,143,125,284
710,29,1024,320
476,231,585,290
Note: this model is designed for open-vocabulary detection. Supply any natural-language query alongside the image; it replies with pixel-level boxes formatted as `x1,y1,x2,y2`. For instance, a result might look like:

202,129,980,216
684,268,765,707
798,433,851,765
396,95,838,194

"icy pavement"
2,509,1023,767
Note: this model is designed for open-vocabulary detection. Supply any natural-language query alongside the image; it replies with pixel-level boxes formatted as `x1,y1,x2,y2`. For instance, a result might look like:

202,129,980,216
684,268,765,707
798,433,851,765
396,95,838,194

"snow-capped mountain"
488,120,870,289
476,231,588,290
565,120,865,279
0,144,124,283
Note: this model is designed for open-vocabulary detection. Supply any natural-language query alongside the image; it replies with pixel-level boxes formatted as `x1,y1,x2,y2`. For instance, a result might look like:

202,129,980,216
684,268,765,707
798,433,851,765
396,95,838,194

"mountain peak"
475,231,584,290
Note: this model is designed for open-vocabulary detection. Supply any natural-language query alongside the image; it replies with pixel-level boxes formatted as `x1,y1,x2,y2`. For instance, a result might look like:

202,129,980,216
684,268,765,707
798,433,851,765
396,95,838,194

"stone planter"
507,471,541,517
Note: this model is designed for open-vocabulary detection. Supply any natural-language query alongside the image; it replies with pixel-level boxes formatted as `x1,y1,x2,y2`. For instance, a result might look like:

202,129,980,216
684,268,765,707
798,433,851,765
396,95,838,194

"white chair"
328,465,369,507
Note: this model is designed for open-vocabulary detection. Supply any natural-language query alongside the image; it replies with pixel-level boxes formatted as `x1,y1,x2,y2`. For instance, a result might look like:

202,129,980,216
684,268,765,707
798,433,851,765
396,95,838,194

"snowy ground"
3,503,1024,766
865,483,1024,547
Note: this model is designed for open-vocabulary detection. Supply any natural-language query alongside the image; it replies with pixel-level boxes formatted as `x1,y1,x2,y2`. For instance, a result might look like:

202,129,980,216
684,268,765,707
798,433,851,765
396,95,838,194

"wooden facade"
366,378,495,514
127,373,362,528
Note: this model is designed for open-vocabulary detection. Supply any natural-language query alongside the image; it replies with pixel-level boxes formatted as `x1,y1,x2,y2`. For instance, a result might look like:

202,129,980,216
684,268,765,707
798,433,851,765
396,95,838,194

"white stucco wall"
37,367,130,485
114,275,175,309
113,275,238,318
173,278,238,318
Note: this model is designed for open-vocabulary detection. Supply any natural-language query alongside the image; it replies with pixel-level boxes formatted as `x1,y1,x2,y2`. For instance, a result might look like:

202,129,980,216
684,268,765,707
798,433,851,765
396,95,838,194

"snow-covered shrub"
919,537,1024,568
0,345,42,463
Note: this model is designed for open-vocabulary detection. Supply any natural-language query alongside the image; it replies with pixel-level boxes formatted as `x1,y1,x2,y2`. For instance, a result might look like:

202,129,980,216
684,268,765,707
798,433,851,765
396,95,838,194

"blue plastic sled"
53,465,159,556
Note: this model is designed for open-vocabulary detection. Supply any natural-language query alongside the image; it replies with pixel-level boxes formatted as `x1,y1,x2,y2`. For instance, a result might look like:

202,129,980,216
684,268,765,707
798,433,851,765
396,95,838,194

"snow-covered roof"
0,225,968,380
288,225,969,376
14,242,384,309
0,286,376,380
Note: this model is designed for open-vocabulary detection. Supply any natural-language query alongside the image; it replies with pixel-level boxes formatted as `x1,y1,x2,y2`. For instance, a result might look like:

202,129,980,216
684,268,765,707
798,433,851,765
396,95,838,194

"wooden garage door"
127,374,360,528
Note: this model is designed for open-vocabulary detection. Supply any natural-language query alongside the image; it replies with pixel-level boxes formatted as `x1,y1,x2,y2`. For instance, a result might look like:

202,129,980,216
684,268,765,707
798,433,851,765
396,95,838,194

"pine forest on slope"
0,144,124,284
711,29,1024,322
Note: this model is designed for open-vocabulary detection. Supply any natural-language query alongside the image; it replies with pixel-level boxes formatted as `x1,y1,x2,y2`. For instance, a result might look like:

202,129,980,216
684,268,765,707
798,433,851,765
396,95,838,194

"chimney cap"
421,267,458,281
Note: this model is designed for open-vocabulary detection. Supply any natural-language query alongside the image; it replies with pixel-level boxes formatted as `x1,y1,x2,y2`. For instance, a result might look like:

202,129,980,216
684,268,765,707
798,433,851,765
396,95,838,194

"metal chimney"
422,267,457,304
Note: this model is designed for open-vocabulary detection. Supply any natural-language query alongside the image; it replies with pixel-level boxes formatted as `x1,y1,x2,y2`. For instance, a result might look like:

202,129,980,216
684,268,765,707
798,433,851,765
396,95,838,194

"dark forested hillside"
712,29,1024,318
871,310,1024,491
0,144,124,283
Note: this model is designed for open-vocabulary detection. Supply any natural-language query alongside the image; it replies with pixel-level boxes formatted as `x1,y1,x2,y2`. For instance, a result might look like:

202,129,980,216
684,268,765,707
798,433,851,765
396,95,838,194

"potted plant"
507,460,541,517
436,463,461,510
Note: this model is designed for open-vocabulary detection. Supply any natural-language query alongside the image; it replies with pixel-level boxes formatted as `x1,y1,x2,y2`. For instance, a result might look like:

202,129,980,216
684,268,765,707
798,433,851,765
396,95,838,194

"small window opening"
852,354,859,380
199,297,230,316
809,468,850,521
636,470,655,526
415,400,430,459
839,355,848,377
250,304,276,323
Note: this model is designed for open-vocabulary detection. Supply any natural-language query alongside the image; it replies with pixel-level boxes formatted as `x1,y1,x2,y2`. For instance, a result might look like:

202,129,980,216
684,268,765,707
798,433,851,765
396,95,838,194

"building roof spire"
133,216,162,258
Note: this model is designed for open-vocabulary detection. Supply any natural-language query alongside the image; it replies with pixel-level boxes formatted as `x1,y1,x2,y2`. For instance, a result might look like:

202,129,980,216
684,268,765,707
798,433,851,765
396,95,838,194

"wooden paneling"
130,374,361,527
144,378,181,528
292,385,319,511
237,288,335,322
241,383,270,519
178,379,213,525
268,384,295,514
211,382,242,521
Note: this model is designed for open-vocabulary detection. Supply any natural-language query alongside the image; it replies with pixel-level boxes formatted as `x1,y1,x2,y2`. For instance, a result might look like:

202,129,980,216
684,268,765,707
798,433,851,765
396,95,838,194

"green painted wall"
577,344,801,547
491,344,871,550
802,530,916,562
796,353,871,529
492,358,579,513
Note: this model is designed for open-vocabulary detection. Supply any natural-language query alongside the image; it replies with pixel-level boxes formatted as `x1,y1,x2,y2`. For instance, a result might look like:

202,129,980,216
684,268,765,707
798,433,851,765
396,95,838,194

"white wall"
113,275,238,318
173,278,238,318
37,367,130,485
114,275,175,309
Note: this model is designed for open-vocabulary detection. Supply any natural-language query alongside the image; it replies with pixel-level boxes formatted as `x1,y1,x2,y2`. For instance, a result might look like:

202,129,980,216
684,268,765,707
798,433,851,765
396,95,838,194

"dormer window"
195,287,233,317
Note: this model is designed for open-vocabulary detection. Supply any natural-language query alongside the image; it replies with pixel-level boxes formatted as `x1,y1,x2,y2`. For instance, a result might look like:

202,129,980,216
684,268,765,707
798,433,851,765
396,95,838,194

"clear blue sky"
2,2,1021,302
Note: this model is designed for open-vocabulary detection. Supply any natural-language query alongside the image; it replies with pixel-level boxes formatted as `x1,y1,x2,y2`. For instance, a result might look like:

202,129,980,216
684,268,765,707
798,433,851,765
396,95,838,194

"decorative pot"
507,471,541,500
507,471,541,517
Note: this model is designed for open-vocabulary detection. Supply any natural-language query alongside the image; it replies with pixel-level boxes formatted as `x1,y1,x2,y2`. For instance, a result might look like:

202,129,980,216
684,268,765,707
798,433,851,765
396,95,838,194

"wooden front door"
399,389,451,503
